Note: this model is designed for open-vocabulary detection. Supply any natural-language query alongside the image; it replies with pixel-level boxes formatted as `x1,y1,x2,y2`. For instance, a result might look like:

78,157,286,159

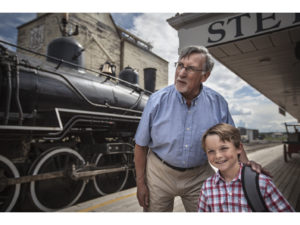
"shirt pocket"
151,119,178,146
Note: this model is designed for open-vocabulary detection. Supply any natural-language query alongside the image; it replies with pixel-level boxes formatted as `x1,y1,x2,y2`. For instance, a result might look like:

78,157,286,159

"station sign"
178,13,300,48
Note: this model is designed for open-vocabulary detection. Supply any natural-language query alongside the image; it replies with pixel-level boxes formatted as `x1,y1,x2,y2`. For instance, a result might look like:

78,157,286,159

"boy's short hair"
202,123,241,151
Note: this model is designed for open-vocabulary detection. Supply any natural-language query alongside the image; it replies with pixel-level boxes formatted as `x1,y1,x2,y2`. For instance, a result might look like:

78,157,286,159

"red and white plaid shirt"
198,163,294,212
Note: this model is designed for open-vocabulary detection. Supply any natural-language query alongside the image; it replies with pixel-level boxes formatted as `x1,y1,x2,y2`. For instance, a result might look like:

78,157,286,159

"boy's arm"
259,175,294,212
198,185,210,212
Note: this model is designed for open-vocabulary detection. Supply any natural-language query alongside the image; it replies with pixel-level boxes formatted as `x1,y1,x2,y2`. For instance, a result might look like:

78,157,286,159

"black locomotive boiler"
0,34,156,211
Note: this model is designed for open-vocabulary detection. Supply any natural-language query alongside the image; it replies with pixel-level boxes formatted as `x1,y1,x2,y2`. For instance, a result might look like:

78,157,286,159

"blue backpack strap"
241,165,269,212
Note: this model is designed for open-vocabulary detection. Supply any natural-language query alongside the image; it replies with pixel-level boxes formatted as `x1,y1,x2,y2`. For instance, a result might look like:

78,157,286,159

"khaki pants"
145,150,215,212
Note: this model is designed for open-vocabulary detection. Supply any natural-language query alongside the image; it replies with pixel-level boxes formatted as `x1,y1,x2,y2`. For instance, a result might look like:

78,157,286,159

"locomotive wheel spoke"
29,148,86,211
0,155,21,212
93,153,128,196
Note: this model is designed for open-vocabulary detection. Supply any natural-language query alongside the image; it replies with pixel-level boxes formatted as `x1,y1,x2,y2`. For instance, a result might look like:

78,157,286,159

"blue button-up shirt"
134,84,234,168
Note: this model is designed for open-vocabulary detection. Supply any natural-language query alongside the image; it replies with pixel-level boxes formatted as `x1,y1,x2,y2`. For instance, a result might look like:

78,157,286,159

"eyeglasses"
175,62,205,73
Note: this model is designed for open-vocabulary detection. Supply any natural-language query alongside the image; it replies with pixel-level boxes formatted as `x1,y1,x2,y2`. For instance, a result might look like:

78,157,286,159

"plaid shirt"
198,163,294,212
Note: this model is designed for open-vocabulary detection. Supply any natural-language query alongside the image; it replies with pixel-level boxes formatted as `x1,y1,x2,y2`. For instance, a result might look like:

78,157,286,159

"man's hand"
240,144,272,177
136,182,149,209
246,160,272,177
134,144,149,210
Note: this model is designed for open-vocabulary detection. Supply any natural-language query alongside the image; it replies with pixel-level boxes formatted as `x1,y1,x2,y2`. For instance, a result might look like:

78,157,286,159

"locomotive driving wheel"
92,153,128,195
29,147,86,211
0,155,21,212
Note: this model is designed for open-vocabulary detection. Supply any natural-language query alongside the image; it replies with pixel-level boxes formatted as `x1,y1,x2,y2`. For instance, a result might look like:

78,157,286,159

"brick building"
17,13,168,90
238,127,259,142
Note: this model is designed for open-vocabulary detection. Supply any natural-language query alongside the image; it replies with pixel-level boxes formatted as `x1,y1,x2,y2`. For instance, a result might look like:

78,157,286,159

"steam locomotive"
0,25,156,211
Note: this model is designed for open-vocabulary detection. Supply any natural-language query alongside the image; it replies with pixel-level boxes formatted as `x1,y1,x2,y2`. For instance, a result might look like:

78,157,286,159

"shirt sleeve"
217,94,235,126
134,95,154,147
198,184,210,212
259,174,295,212
224,105,235,126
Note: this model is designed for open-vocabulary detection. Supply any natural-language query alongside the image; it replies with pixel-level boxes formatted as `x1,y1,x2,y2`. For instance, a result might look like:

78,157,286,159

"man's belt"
152,151,197,172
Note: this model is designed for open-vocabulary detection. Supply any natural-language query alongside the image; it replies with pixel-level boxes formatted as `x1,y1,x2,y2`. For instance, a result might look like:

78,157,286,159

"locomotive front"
0,23,155,211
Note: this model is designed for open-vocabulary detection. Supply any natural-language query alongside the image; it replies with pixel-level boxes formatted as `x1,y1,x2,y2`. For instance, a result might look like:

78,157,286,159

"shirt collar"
213,162,244,185
174,84,203,106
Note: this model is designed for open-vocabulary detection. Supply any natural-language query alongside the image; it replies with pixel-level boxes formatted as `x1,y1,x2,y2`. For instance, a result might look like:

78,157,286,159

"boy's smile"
205,134,242,182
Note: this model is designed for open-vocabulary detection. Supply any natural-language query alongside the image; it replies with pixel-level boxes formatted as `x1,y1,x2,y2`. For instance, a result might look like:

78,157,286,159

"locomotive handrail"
0,39,152,95
1,54,24,126
0,107,141,132
14,56,24,125
0,108,63,131
3,63,12,125
43,115,139,140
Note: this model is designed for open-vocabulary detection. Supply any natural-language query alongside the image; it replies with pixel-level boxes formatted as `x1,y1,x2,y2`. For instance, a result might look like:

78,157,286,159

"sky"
0,2,298,133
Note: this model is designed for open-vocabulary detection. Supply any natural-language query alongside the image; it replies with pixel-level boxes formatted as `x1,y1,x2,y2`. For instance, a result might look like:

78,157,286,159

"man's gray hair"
179,46,215,73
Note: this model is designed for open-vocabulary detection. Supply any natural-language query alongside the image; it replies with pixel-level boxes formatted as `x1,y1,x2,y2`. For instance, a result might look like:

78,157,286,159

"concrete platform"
60,144,300,212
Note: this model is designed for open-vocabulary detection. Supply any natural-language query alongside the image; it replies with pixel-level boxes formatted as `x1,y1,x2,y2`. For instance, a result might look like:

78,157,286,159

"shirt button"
186,128,190,131
185,144,188,148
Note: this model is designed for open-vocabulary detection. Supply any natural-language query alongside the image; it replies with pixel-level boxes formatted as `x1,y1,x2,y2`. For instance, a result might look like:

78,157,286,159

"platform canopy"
167,13,300,121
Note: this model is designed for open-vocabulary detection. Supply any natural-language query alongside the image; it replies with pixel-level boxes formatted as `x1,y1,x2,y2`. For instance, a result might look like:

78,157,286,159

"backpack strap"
241,165,269,212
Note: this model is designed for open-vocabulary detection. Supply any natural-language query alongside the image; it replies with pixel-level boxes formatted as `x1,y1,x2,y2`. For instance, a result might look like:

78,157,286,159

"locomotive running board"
0,107,141,131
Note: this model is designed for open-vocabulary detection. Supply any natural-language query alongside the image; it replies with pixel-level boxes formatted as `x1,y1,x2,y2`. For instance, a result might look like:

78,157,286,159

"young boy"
198,123,294,212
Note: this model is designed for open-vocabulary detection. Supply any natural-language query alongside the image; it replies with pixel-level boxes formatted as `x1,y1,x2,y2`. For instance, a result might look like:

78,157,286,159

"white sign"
178,13,300,48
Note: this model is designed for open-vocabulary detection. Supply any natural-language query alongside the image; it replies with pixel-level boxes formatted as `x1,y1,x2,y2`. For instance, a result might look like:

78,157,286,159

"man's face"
174,53,210,100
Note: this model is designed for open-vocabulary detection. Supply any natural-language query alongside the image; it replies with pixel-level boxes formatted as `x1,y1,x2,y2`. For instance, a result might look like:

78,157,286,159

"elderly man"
134,46,261,212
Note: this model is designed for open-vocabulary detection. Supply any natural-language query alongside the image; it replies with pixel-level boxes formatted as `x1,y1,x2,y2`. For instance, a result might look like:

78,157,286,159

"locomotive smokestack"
143,68,156,93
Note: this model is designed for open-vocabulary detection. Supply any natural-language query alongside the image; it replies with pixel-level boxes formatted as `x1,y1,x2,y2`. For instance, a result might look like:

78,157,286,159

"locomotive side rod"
0,165,131,187
70,165,129,180
0,171,65,188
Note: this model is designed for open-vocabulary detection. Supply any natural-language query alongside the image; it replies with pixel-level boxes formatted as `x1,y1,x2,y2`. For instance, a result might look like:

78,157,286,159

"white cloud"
128,13,179,85
230,104,252,116
233,101,297,132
